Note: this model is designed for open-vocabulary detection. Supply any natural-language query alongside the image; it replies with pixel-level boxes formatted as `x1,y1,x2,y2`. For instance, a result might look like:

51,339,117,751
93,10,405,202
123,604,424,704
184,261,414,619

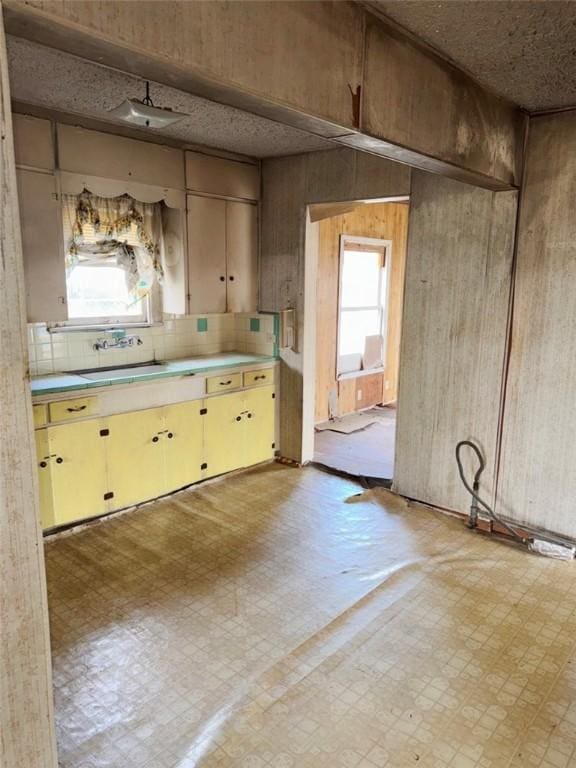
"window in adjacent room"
61,191,164,326
337,236,389,377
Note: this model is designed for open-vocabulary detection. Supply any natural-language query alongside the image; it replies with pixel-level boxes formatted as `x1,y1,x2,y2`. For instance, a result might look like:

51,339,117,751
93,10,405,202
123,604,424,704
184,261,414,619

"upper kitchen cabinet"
17,169,67,322
58,124,185,189
226,201,258,313
13,114,54,170
14,115,66,322
187,195,227,313
187,195,258,314
185,151,260,201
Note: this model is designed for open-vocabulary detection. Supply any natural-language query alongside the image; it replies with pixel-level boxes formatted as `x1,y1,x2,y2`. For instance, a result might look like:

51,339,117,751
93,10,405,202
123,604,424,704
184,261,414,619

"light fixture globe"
108,81,188,128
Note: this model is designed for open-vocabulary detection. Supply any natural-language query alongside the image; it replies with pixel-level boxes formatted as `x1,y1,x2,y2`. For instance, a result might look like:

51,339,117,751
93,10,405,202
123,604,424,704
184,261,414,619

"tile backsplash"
28,312,278,376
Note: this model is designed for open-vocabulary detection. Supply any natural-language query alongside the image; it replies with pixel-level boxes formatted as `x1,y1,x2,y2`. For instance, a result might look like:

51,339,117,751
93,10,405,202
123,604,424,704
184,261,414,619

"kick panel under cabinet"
35,369,276,530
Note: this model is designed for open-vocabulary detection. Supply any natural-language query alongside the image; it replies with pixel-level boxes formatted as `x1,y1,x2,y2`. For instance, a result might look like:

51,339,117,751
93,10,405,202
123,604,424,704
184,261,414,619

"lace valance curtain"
63,191,164,297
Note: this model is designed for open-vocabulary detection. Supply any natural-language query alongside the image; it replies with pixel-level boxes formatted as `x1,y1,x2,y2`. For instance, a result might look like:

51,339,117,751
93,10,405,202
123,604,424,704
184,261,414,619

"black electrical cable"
455,440,528,544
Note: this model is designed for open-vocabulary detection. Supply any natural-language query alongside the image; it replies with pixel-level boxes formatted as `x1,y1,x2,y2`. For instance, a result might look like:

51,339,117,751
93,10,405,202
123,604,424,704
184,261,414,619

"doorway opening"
307,199,410,483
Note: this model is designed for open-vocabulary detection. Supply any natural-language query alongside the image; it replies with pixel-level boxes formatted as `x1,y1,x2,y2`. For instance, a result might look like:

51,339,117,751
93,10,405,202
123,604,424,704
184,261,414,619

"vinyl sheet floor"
46,463,576,768
314,407,396,479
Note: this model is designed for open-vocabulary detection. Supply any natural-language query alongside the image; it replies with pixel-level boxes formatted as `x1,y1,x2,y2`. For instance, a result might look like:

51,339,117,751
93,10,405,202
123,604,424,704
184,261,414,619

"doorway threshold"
313,406,396,482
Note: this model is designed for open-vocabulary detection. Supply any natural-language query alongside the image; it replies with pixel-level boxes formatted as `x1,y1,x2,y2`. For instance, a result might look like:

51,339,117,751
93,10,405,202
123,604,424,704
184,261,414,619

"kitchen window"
60,191,163,327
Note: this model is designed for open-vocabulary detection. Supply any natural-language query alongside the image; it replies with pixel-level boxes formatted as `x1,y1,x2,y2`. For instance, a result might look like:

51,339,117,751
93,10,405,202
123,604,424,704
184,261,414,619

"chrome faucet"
93,335,143,351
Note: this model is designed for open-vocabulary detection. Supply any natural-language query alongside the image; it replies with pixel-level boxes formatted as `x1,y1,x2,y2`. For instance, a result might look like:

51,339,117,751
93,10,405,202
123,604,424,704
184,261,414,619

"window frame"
63,260,151,328
336,235,392,380
52,189,162,331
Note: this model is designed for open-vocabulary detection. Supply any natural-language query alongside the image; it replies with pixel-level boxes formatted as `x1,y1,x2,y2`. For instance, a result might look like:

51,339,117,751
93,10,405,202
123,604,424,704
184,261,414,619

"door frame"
301,196,408,464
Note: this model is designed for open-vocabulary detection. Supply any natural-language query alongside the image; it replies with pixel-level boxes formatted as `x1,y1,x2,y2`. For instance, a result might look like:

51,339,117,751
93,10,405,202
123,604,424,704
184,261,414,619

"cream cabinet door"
35,429,55,530
241,386,276,467
187,194,227,313
162,401,204,493
226,201,258,313
104,408,165,510
203,387,275,479
185,152,259,200
47,420,107,526
203,391,246,478
17,169,67,322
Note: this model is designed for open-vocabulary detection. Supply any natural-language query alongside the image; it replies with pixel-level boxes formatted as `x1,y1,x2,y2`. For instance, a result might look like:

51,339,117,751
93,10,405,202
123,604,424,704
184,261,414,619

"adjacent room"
311,199,408,482
3,3,576,768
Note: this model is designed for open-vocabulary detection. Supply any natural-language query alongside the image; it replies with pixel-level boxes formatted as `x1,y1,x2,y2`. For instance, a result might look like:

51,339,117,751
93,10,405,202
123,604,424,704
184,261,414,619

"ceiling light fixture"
108,81,188,128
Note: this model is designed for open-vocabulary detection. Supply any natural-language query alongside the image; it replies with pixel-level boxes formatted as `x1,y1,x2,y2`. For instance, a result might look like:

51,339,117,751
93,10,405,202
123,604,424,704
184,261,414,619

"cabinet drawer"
243,368,274,388
49,396,98,423
33,403,48,428
206,372,242,394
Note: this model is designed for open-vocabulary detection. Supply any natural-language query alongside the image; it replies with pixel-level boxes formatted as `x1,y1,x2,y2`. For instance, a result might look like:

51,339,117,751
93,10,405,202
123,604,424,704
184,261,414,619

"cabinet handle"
67,405,87,412
55,457,63,464
229,275,235,282
254,375,266,381
39,461,47,468
152,436,160,443
220,275,225,282
236,416,242,422
247,413,253,419
220,380,232,386
167,432,174,439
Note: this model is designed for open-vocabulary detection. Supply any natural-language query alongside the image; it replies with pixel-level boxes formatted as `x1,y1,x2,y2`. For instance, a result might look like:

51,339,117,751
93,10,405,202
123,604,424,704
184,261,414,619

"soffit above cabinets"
7,35,336,159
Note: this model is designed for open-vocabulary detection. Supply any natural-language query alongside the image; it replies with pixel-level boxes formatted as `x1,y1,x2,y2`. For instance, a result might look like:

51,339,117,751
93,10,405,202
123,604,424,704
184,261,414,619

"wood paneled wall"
497,113,576,540
0,14,57,766
261,148,411,460
315,202,408,423
394,172,517,514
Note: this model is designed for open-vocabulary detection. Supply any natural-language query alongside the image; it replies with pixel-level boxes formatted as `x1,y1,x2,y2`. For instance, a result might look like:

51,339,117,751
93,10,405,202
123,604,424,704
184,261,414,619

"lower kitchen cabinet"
243,386,276,467
104,401,205,508
43,420,107,527
104,408,165,510
203,391,246,477
204,386,275,479
35,379,276,529
35,427,54,529
162,401,204,492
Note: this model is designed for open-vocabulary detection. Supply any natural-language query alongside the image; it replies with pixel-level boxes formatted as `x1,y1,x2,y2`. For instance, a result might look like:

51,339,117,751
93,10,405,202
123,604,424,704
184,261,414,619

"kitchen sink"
72,362,169,381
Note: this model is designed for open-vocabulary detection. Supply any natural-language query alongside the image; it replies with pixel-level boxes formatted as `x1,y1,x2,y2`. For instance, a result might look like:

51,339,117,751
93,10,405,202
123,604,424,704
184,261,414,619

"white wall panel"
394,171,516,513
498,113,576,540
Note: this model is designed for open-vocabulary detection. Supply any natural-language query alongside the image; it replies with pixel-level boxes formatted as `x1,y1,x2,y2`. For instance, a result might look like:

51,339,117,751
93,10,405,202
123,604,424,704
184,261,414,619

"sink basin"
80,364,168,381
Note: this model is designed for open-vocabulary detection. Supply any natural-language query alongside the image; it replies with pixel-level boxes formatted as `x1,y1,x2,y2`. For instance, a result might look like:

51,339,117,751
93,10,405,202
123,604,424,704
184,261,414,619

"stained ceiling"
366,0,576,112
7,36,334,158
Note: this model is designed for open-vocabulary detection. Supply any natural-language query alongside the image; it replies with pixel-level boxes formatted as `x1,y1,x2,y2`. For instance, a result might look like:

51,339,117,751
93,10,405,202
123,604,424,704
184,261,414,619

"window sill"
337,367,385,381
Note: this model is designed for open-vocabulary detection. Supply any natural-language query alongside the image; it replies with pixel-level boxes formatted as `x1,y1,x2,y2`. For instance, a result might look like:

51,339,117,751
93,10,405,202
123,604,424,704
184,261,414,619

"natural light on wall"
338,239,387,376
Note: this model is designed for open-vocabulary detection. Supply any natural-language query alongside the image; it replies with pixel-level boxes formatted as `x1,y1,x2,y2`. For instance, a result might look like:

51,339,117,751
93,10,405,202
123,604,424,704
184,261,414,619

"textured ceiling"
367,1,576,112
6,36,334,158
